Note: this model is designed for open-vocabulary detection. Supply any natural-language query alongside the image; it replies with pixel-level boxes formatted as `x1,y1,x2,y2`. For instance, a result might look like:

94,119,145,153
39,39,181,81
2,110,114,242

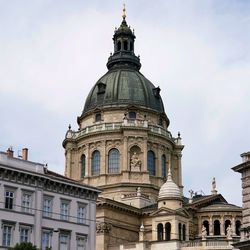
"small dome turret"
158,168,182,209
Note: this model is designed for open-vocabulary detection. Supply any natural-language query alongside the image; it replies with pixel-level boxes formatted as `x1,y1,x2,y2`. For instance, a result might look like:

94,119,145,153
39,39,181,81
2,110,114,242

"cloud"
0,0,249,206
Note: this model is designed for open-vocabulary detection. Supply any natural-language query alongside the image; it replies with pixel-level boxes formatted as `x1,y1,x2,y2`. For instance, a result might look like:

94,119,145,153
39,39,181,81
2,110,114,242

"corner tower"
63,8,184,205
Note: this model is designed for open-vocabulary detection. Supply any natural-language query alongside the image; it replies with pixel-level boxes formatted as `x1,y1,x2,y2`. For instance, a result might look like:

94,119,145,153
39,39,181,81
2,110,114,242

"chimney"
7,147,14,157
22,148,28,161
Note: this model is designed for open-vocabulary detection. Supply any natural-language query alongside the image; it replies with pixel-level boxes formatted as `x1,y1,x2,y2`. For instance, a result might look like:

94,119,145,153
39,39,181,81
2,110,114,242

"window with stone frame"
20,226,31,243
60,200,70,221
91,150,100,176
80,154,86,178
161,154,166,178
2,224,13,247
77,203,87,224
43,196,53,218
108,148,120,173
5,189,14,210
21,191,32,213
59,233,70,250
76,235,87,250
147,150,155,176
41,229,52,250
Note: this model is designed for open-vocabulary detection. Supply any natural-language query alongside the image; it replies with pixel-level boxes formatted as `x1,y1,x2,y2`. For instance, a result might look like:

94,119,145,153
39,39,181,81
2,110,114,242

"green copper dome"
82,15,166,116
83,69,165,114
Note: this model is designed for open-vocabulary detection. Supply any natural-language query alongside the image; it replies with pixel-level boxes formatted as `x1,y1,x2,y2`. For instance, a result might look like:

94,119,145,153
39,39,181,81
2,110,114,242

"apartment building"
0,148,101,249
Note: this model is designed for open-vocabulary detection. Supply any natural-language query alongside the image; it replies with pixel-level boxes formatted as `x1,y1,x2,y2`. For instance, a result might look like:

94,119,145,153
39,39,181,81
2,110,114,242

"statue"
130,152,142,171
226,225,233,239
201,225,207,240
211,177,217,195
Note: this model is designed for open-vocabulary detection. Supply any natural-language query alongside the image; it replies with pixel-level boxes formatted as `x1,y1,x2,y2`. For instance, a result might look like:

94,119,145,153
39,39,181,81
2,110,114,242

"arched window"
80,154,86,178
183,224,186,241
157,223,163,241
108,148,119,173
117,41,121,51
128,111,136,119
236,220,241,236
91,150,100,176
225,220,231,235
203,220,209,236
147,151,155,176
165,222,171,241
95,112,101,122
124,40,128,50
178,223,182,241
214,220,220,235
161,154,166,178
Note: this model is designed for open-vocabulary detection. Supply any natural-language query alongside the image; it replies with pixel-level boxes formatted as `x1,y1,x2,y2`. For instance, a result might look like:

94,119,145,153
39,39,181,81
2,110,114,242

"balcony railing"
65,119,173,140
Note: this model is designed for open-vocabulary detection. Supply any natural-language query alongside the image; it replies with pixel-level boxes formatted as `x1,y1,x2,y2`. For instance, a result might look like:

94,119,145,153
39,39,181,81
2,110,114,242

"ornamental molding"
96,222,112,234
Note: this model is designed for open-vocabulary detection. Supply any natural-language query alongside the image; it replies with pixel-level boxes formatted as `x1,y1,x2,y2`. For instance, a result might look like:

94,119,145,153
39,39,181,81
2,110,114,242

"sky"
0,0,249,206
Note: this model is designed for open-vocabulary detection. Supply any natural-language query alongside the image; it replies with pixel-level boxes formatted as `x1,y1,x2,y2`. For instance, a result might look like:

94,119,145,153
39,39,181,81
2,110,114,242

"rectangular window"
77,204,86,224
76,236,87,250
60,201,70,221
5,190,14,209
20,227,30,243
43,196,53,217
41,230,51,250
59,234,69,250
2,225,12,246
22,193,32,213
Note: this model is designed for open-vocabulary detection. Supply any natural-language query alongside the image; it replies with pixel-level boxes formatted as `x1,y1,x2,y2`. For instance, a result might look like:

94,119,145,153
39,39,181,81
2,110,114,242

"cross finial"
122,3,126,20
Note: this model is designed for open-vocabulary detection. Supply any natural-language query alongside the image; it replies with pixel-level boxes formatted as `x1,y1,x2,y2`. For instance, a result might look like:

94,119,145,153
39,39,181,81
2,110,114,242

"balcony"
65,119,173,141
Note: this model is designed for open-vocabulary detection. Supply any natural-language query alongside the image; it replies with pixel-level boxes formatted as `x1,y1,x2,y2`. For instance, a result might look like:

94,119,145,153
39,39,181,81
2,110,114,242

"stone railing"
65,120,172,140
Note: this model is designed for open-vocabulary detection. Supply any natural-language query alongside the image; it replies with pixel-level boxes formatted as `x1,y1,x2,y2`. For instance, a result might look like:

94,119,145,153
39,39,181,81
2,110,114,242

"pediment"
150,207,176,217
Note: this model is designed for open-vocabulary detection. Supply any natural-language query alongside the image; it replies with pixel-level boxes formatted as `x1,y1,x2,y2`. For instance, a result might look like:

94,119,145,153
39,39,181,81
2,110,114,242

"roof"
82,68,165,116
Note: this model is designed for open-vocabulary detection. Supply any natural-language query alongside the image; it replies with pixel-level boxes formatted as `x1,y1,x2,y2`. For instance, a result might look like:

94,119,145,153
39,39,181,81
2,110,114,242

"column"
209,216,213,236
34,188,43,247
143,139,147,172
220,216,225,236
198,216,202,236
177,153,183,195
157,145,161,177
100,140,106,175
123,136,128,171
86,144,90,177
232,217,236,236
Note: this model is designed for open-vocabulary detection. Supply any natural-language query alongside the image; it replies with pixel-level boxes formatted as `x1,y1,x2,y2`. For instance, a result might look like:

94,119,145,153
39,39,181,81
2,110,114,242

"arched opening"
224,220,231,235
236,220,241,236
80,154,86,178
203,220,209,236
214,220,220,235
157,223,163,241
108,148,120,173
128,111,136,119
124,40,128,50
117,41,121,51
161,154,166,178
147,150,155,176
182,224,186,241
91,150,100,176
165,222,171,241
95,112,102,122
178,223,182,241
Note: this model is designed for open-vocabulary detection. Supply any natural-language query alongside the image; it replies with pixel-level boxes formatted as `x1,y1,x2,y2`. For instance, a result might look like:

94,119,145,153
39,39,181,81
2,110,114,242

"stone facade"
232,151,250,250
63,9,242,250
0,149,100,249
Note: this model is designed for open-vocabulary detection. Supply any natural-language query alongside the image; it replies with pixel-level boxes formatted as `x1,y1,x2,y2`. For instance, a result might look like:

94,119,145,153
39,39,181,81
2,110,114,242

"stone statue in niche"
201,225,207,240
226,225,233,239
130,152,142,171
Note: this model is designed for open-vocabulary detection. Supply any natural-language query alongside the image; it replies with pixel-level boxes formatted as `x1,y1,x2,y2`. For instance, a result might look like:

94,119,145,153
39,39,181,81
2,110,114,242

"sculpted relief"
130,152,142,171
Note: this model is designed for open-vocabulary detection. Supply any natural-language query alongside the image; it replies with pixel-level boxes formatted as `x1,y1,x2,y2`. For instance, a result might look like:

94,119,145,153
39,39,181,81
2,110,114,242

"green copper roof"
83,68,165,114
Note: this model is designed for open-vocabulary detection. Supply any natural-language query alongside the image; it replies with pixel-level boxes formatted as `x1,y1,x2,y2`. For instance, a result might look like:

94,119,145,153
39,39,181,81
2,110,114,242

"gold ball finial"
122,3,126,20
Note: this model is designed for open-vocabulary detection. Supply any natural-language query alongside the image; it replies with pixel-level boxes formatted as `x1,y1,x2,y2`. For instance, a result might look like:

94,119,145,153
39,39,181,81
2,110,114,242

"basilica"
63,7,242,250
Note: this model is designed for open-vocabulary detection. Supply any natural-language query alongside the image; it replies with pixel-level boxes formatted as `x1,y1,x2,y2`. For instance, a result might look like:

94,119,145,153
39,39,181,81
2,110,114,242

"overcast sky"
0,0,249,206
